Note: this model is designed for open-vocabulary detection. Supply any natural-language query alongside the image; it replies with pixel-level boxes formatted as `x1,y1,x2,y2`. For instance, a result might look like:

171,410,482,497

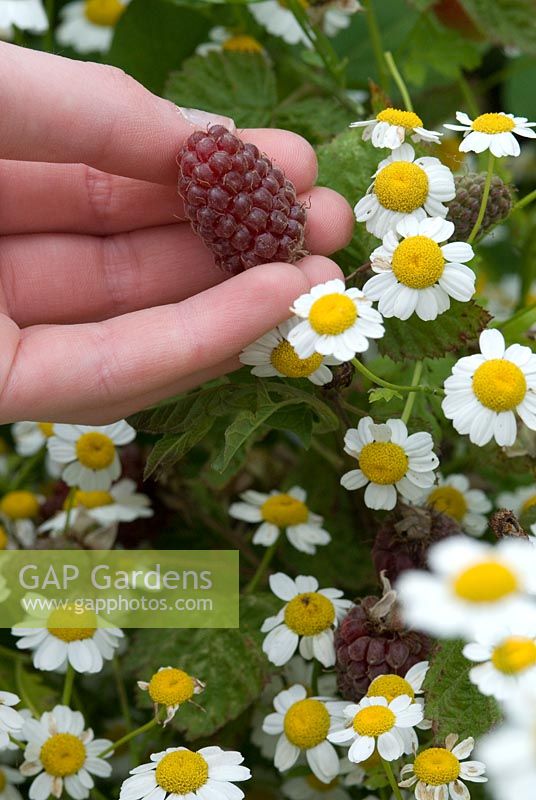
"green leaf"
274,96,354,144
378,301,491,362
424,640,502,742
402,15,483,86
459,0,536,54
368,387,403,404
144,417,215,479
108,0,211,93
126,593,279,740
165,51,277,128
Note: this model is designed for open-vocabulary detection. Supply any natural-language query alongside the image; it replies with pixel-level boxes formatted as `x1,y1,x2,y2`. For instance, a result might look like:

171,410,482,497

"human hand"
0,43,354,423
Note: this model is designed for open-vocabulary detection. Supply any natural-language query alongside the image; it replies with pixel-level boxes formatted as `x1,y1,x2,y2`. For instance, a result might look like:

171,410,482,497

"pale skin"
0,43,354,424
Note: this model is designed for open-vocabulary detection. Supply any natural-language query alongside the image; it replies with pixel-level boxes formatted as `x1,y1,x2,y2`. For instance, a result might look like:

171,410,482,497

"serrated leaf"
459,0,536,54
424,640,502,742
165,51,277,128
274,96,354,144
402,15,483,86
378,301,491,362
144,416,214,478
368,387,403,404
125,593,278,740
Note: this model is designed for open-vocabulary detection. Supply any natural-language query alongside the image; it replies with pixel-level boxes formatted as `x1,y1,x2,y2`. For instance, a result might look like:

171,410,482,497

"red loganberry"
177,125,307,275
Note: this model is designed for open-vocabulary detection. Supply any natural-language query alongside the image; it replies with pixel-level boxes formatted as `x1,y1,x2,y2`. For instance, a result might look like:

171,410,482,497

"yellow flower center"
75,432,116,470
491,636,536,675
84,0,126,26
261,493,309,527
367,674,415,703
391,236,445,289
0,491,39,520
353,705,396,737
0,526,8,550
283,699,330,749
376,108,423,130
358,442,409,485
71,490,114,510
472,359,526,412
413,748,460,785
0,770,6,792
427,486,468,522
374,161,429,213
522,495,536,513
148,668,195,706
155,751,209,795
309,293,357,336
270,340,324,378
47,607,97,642
40,733,86,777
471,113,515,134
223,34,263,53
306,775,339,791
38,422,54,438
452,560,518,603
284,592,335,636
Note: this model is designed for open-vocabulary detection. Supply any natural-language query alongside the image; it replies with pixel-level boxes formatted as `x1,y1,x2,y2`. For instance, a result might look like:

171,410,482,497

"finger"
1,191,348,326
0,260,340,422
0,44,317,188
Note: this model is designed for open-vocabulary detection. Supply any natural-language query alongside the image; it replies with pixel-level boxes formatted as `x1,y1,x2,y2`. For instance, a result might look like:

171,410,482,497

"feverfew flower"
39,479,153,536
20,705,112,800
11,422,61,478
261,573,352,667
0,0,48,33
262,685,344,784
497,485,536,534
442,329,536,447
350,107,441,149
137,666,205,726
397,535,536,639
341,418,439,511
421,474,492,537
119,746,251,800
0,766,24,800
240,318,340,386
56,0,130,53
250,1,360,45
354,144,455,238
0,491,43,548
12,603,123,674
399,734,487,800
47,422,136,491
229,486,331,555
363,217,475,321
0,692,24,749
328,696,423,763
196,27,264,56
366,661,431,729
463,616,536,701
288,279,384,362
445,111,536,157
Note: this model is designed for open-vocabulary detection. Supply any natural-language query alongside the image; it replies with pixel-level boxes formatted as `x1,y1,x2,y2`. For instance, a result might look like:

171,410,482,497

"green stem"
44,0,55,52
401,361,423,425
468,152,495,243
62,663,75,706
351,359,444,397
62,487,77,536
112,655,138,761
381,758,405,800
9,450,44,491
9,735,25,750
15,660,39,717
384,51,413,112
243,538,280,595
310,660,320,696
310,439,344,470
363,0,388,90
91,789,108,800
457,74,480,119
513,188,536,213
98,717,159,758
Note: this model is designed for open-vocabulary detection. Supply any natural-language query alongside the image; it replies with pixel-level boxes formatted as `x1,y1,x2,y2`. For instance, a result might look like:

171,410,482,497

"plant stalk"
468,152,495,243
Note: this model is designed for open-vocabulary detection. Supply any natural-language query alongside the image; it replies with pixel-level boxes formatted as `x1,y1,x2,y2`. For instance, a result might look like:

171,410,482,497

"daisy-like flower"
288,279,385,362
262,684,345,784
354,144,456,239
0,0,48,33
261,573,352,667
240,317,340,386
362,217,475,321
20,705,112,800
229,486,331,555
397,535,536,639
119,746,251,800
350,107,441,149
137,666,205,726
12,603,123,674
497,485,536,534
341,417,439,511
39,479,153,536
365,661,431,729
47,421,136,491
463,615,536,701
56,0,130,54
0,692,24,749
442,329,536,447
196,26,265,56
0,765,24,800
421,474,491,537
0,491,43,548
11,422,61,478
399,734,487,800
315,0,362,38
444,111,536,157
328,695,423,763
250,1,360,46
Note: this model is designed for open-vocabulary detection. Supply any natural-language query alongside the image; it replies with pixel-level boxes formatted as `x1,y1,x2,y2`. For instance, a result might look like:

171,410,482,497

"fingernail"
177,106,236,133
